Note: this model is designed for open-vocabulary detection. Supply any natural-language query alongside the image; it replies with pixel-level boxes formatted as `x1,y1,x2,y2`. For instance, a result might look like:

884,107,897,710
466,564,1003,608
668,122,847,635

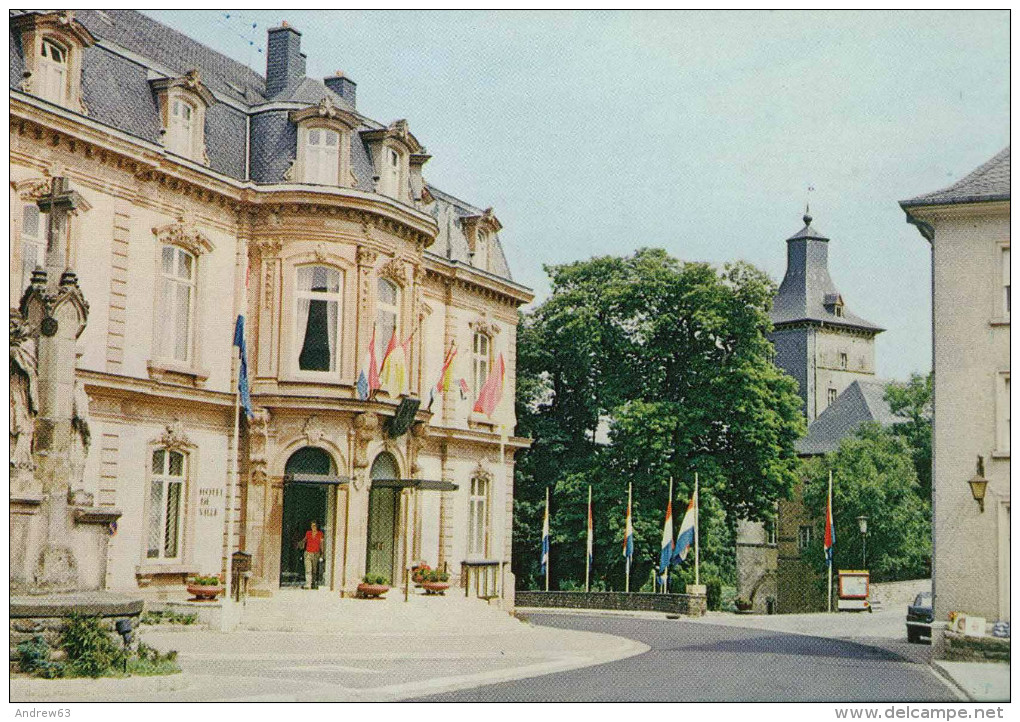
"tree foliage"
884,372,933,501
800,423,931,584
512,249,805,590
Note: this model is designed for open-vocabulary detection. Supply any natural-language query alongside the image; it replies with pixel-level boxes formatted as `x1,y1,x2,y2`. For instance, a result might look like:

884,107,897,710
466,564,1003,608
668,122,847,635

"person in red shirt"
303,521,325,589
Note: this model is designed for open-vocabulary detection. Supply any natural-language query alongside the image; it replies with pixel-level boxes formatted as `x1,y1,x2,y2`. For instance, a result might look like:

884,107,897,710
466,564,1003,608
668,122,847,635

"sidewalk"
11,589,648,702
932,661,1010,702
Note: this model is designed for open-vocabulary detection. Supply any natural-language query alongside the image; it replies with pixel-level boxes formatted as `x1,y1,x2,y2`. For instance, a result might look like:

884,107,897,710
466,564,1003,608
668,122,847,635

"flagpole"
827,469,833,614
625,481,632,594
544,486,550,592
694,472,700,587
665,476,673,594
585,485,592,593
221,336,241,632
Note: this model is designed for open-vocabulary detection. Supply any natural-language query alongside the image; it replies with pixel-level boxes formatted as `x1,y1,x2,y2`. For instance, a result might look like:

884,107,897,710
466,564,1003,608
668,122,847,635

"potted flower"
734,597,753,613
421,569,451,595
187,575,224,601
357,574,390,599
411,563,431,587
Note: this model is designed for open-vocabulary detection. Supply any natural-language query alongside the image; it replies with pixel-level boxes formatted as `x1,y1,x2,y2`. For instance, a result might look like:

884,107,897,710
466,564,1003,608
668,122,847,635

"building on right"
900,147,1010,641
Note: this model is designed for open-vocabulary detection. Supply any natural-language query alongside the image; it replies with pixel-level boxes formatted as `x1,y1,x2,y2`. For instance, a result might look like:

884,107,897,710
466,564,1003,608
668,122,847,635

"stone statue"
10,309,38,479
69,376,92,490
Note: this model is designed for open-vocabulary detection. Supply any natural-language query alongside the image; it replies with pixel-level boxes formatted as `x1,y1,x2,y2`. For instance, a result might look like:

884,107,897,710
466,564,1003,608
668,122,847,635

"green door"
279,447,333,587
366,487,397,584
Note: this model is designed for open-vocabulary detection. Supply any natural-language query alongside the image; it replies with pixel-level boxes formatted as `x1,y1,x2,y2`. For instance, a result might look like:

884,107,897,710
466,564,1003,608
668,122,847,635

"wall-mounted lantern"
968,455,989,513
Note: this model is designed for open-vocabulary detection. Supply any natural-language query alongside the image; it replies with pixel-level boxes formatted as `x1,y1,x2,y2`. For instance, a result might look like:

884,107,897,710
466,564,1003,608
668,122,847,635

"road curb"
928,662,977,702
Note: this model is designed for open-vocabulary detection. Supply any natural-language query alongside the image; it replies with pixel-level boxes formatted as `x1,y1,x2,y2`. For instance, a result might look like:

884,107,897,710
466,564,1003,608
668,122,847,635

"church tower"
770,211,884,421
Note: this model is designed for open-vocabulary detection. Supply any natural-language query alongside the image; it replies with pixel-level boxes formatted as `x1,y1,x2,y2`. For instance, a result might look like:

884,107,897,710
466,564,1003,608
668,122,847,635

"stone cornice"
422,254,533,307
149,69,216,108
361,119,423,154
288,96,360,129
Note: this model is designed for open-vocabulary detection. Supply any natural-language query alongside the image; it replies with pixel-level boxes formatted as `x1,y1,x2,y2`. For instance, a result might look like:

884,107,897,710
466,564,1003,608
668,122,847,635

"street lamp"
856,515,869,568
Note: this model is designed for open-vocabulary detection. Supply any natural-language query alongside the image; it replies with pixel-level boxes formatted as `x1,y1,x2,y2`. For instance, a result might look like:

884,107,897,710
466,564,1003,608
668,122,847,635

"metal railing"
461,559,502,600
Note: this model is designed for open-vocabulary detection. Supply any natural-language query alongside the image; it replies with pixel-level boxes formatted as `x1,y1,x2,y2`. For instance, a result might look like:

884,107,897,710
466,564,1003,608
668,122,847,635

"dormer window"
289,97,358,187
151,70,215,165
362,119,423,203
834,303,844,318
38,38,68,104
13,11,95,114
461,208,503,274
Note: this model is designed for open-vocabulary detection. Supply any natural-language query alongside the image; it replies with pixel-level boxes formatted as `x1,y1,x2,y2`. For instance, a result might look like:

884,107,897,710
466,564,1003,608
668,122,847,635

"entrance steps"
238,587,521,634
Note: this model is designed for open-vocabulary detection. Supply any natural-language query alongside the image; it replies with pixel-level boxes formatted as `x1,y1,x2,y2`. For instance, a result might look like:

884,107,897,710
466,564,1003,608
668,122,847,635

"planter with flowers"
421,569,451,595
357,574,390,599
186,575,224,601
410,563,432,587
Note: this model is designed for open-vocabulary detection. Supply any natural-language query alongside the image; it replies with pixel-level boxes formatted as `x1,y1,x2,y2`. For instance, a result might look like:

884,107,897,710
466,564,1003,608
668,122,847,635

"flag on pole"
232,315,253,419
586,486,594,576
622,484,633,562
824,477,835,568
672,487,697,564
378,328,408,397
473,353,506,417
357,325,381,401
658,489,674,582
458,378,470,400
427,343,458,410
541,490,550,576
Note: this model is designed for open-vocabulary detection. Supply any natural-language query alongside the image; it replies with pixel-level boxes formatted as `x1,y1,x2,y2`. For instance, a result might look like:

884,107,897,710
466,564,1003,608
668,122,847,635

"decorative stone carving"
378,257,405,285
353,411,380,468
248,406,271,486
313,242,329,263
357,246,378,266
21,269,90,341
152,218,214,256
252,239,283,258
468,317,501,338
471,462,494,484
302,415,325,446
68,377,91,493
14,177,50,202
10,310,39,480
152,418,194,453
409,422,428,474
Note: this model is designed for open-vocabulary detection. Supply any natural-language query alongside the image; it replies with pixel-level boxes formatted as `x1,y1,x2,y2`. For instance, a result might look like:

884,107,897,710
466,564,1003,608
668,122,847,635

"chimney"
265,22,305,98
324,71,357,109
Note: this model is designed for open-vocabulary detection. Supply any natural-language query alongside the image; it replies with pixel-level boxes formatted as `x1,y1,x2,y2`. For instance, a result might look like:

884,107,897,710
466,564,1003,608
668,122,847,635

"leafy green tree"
801,423,931,584
511,249,805,590
884,372,933,501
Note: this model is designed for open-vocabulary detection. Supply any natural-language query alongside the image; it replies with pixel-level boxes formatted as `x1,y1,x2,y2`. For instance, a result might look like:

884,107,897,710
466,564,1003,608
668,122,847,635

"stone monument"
10,177,141,657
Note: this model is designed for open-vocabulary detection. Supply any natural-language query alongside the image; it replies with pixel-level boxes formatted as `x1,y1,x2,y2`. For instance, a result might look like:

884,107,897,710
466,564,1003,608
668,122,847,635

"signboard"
837,569,870,612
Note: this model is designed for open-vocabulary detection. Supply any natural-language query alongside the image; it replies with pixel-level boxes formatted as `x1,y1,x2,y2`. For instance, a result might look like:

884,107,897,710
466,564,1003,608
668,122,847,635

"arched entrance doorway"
366,452,400,583
280,447,336,587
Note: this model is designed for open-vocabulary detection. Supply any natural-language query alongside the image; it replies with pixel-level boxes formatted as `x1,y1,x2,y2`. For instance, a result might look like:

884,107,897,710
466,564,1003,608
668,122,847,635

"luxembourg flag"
622,483,633,562
672,487,697,564
541,488,550,577
658,487,674,582
824,478,835,568
586,486,594,577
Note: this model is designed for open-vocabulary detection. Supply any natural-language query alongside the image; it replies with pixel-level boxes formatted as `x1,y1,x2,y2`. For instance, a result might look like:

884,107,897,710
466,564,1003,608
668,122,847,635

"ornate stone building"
10,10,532,602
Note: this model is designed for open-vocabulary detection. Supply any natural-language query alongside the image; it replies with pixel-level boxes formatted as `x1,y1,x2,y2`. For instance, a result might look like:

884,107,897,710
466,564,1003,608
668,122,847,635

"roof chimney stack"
265,22,305,98
323,70,357,110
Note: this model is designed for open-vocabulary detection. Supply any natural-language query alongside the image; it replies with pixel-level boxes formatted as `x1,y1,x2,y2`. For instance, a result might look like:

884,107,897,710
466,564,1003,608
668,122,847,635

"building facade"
736,213,885,613
10,10,532,602
901,148,1010,631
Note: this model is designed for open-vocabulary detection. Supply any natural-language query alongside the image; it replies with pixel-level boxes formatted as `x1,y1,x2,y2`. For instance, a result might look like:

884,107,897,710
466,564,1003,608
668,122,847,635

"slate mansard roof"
9,9,516,282
795,379,899,456
901,147,1010,208
770,213,884,334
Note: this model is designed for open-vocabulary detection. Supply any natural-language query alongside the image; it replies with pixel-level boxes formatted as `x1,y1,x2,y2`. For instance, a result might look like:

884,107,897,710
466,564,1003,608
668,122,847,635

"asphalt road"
414,613,957,703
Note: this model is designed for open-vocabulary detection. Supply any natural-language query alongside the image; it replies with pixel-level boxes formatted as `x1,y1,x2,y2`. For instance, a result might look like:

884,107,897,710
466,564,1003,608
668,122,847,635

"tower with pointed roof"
771,211,884,422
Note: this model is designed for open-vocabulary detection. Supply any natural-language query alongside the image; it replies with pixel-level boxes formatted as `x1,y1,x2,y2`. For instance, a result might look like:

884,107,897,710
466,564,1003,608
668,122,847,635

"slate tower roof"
770,211,884,335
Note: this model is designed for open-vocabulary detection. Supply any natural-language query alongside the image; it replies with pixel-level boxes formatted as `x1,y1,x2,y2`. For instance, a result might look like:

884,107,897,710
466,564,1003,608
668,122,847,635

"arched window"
285,447,335,476
471,331,490,399
303,127,340,185
147,448,186,560
157,245,197,363
376,278,400,360
468,476,490,557
167,97,197,158
370,451,400,481
296,265,342,372
37,38,68,105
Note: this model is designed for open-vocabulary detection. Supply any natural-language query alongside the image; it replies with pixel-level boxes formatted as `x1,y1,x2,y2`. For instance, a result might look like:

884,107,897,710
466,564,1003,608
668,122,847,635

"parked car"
906,591,933,643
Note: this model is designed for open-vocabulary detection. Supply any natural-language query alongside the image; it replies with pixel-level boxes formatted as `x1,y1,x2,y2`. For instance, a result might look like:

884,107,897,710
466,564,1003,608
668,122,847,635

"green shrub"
16,635,64,678
61,614,126,678
423,569,450,583
362,573,389,586
141,609,198,626
189,575,221,586
705,578,722,611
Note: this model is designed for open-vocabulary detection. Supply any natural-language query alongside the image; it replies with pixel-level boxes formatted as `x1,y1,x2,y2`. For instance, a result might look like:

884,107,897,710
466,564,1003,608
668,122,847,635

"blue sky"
147,10,1009,380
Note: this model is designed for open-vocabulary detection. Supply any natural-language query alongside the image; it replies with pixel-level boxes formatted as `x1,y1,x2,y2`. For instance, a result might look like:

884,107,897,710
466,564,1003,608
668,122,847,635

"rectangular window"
472,332,490,399
766,518,778,546
798,525,813,550
376,278,400,361
1002,247,1010,319
147,448,186,560
168,98,196,157
827,387,838,406
468,477,489,556
839,352,848,370
157,245,196,363
296,265,341,372
384,147,401,196
38,39,67,105
997,373,1010,454
305,128,339,185
20,204,48,292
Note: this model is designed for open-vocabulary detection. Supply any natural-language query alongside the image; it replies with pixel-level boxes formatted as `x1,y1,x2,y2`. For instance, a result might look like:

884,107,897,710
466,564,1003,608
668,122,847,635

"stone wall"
9,593,143,660
941,632,1010,663
515,590,706,617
